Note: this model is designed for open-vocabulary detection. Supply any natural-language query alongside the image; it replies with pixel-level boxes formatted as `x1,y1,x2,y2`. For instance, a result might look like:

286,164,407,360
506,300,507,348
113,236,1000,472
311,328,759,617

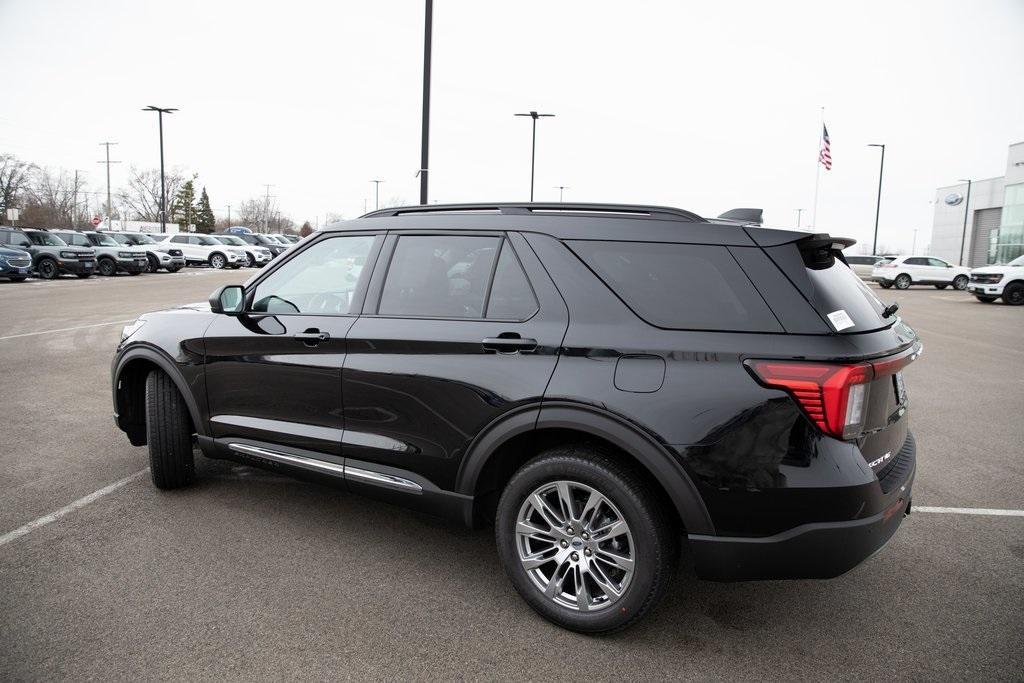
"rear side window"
568,240,782,332
379,235,500,318
486,241,538,320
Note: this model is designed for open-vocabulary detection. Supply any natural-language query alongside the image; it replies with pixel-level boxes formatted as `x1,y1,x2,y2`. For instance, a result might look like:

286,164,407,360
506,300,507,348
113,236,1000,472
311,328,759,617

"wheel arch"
113,347,203,446
456,402,714,535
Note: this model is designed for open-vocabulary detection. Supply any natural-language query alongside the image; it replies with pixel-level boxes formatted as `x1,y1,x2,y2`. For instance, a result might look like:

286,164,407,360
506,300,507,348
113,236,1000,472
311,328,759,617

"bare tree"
234,197,294,233
118,166,185,221
0,154,35,224
299,221,314,237
20,166,86,228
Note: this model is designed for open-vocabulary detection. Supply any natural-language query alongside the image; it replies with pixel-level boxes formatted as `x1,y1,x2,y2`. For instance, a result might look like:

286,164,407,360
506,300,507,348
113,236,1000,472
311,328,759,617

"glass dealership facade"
992,182,1024,263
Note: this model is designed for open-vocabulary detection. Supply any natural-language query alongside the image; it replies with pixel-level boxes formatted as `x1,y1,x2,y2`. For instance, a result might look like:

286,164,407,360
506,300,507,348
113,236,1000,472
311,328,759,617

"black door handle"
482,336,537,354
294,329,330,345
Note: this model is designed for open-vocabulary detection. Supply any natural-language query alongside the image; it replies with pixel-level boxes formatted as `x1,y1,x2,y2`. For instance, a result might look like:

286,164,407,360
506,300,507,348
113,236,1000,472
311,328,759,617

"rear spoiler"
716,208,763,225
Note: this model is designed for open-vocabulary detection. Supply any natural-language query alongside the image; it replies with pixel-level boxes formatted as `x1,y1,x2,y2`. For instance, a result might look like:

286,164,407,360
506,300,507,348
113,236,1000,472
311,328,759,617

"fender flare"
113,346,206,438
456,401,715,535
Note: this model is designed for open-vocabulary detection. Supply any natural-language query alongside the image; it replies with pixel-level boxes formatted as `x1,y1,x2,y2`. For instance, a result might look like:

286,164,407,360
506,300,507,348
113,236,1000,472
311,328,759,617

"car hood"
0,247,31,258
971,265,1018,275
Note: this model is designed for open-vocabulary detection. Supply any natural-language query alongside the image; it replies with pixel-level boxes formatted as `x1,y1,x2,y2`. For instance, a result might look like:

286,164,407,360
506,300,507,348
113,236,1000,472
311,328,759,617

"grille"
76,254,94,260
970,273,1002,284
7,258,30,267
877,432,915,494
168,249,183,257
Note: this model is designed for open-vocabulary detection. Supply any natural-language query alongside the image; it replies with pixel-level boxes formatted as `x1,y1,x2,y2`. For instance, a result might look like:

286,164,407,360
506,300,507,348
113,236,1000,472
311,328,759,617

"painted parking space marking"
0,319,134,341
0,469,148,548
915,506,1024,517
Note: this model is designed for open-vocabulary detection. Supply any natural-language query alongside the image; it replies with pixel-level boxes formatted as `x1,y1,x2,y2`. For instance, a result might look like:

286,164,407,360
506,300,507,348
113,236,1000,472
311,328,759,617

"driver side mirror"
210,285,245,315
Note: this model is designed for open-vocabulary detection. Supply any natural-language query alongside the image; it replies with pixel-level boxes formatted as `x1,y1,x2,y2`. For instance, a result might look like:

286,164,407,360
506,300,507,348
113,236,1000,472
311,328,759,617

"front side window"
927,258,949,268
252,235,376,315
904,257,927,266
6,232,31,248
29,232,66,246
90,233,118,246
379,235,500,318
171,235,187,244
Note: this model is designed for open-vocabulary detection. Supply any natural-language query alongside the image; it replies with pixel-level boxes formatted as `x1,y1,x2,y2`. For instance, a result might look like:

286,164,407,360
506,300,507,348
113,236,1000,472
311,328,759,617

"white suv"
155,233,244,269
208,234,273,267
872,255,970,290
966,255,1024,305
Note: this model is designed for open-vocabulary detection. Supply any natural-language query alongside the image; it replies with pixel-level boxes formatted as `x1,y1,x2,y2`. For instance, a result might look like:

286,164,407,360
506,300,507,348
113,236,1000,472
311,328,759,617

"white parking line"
0,319,134,341
0,469,148,548
915,506,1024,517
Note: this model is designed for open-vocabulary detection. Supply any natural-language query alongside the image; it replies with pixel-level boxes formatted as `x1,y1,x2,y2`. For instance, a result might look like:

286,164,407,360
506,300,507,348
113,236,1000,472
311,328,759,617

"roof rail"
360,202,705,222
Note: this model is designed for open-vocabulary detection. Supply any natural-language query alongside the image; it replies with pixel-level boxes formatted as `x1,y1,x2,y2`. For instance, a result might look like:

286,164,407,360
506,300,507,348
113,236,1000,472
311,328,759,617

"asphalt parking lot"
1,271,1021,680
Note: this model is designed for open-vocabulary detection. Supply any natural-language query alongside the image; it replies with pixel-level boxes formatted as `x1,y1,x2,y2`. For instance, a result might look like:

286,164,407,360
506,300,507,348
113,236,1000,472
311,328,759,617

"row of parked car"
845,253,1024,305
0,226,300,281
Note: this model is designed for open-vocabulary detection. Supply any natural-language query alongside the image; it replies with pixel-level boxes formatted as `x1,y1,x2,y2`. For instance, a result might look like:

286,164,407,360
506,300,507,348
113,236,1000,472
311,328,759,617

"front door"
204,232,382,456
342,231,568,491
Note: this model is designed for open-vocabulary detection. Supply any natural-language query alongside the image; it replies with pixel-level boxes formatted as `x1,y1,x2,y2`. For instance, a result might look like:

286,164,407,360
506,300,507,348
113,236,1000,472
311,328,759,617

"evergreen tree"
195,186,215,233
171,178,196,230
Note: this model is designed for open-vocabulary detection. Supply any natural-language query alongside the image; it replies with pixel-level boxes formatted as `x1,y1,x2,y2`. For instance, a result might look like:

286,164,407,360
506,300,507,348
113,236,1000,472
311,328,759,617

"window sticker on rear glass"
827,309,855,331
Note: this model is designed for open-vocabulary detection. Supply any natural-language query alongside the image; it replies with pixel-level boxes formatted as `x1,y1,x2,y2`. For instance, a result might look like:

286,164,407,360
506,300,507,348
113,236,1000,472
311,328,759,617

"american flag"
819,124,832,170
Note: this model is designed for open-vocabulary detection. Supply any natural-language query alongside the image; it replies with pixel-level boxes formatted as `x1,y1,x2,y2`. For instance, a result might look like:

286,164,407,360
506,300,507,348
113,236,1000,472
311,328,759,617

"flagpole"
811,106,824,227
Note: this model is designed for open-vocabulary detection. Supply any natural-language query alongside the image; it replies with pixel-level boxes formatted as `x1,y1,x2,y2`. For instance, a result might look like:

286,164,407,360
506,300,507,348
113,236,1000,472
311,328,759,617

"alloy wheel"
211,254,225,269
953,275,968,291
895,274,911,289
515,480,635,612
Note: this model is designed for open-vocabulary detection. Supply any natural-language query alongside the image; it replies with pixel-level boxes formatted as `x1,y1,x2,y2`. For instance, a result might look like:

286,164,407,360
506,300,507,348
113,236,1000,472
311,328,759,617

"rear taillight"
882,262,897,268
745,349,919,440
746,361,871,440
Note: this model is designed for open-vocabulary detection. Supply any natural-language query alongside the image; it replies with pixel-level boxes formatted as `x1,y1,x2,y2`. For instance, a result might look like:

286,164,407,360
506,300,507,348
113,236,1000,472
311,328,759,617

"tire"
245,252,255,268
952,275,969,291
894,274,912,289
97,258,117,276
144,370,195,489
1002,282,1024,306
879,282,892,289
934,284,948,290
209,253,226,269
975,296,997,303
146,254,160,273
496,446,677,634
37,258,59,280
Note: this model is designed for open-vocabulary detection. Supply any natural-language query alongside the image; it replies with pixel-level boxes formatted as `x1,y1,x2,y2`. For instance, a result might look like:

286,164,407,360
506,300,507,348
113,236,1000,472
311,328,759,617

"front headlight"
60,250,78,258
159,253,171,260
121,319,146,341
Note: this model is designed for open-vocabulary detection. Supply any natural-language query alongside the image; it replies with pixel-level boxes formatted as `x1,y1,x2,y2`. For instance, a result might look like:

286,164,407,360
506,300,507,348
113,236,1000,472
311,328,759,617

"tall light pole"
554,185,569,202
515,111,555,201
868,144,885,255
795,208,805,227
419,0,433,205
225,204,232,228
370,180,384,210
958,178,973,266
98,142,120,230
142,106,177,232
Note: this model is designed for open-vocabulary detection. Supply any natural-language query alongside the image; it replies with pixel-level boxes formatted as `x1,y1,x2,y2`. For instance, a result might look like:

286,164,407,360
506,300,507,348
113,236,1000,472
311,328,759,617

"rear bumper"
871,276,893,285
689,433,916,581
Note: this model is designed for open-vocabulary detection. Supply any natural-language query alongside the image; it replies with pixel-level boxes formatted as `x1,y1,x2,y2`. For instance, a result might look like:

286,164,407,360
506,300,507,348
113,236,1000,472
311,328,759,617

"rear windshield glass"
805,254,889,333
568,240,782,332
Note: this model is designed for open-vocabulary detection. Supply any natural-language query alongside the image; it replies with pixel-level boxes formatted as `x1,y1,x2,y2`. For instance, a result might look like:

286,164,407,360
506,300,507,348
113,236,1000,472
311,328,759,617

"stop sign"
91,216,102,227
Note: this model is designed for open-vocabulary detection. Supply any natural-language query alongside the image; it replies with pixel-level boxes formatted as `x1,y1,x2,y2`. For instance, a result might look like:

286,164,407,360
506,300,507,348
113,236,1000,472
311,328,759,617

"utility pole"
263,184,274,233
73,170,82,228
554,185,569,202
225,204,231,229
370,180,384,210
98,142,120,230
142,106,177,232
868,144,886,255
419,0,433,204
514,111,555,201
794,208,805,227
912,228,918,255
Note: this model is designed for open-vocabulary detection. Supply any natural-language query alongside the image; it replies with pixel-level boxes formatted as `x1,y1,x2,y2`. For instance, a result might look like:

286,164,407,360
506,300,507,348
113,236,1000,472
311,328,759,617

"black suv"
112,203,919,633
0,226,96,278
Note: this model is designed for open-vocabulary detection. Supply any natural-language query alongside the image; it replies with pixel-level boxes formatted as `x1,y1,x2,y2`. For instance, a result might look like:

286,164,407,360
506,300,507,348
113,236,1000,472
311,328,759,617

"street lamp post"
142,106,177,232
515,111,555,201
958,178,973,266
795,208,805,227
554,185,569,202
370,180,384,210
419,0,433,205
868,143,885,255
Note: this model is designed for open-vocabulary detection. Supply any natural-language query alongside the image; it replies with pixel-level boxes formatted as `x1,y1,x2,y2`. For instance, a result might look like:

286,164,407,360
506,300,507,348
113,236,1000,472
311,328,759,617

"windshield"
90,233,118,246
30,232,67,246
1008,255,1024,266
205,236,226,244
217,235,246,246
128,233,156,244
109,233,129,244
254,235,276,246
195,235,219,246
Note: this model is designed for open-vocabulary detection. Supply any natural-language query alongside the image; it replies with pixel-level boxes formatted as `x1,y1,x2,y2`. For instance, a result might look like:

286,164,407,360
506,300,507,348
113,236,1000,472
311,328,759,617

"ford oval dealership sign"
944,193,964,206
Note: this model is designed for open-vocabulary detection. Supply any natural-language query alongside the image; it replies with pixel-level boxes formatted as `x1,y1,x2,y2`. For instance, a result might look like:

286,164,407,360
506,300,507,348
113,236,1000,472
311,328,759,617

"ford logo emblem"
944,193,963,206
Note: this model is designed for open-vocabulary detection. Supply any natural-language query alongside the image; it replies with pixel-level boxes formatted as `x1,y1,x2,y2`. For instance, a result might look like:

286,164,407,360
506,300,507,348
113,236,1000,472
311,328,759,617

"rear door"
902,257,930,282
342,231,568,491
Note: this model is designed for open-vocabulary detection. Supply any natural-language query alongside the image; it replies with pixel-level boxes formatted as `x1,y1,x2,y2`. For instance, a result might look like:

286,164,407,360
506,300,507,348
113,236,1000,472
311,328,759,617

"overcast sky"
1,0,1022,250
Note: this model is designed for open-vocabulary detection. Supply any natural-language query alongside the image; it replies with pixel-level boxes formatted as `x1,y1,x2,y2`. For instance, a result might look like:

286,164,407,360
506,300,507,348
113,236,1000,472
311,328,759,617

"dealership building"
932,141,1024,267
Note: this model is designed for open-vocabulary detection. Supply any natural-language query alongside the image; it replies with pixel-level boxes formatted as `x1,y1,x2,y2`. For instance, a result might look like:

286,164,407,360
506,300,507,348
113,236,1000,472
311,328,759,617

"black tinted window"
171,235,187,244
379,235,500,318
486,242,537,320
569,240,782,332
904,257,927,265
